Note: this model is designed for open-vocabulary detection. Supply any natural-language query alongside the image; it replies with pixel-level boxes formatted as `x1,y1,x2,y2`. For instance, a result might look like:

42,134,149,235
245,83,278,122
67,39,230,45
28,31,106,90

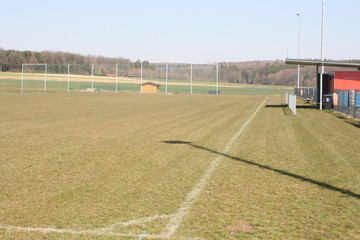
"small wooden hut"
140,82,161,93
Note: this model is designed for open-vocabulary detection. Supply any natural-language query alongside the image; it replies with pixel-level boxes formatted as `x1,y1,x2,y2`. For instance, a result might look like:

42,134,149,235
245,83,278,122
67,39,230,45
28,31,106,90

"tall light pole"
296,13,301,88
320,0,325,110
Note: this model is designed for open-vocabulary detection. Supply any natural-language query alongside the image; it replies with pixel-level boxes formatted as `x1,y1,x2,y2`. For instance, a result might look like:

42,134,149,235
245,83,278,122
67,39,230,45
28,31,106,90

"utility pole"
320,0,325,110
296,13,301,88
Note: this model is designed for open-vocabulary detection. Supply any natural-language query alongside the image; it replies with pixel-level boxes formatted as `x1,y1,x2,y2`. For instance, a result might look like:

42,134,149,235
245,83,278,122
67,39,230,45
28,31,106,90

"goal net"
21,64,47,93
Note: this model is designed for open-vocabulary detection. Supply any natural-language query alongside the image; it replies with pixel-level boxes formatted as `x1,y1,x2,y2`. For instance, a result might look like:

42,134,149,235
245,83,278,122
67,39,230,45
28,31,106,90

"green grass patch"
0,78,291,95
0,72,295,95
0,94,358,239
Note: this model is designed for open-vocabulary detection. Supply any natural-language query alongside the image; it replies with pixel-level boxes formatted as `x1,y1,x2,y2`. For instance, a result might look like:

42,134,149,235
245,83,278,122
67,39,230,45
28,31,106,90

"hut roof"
140,81,161,87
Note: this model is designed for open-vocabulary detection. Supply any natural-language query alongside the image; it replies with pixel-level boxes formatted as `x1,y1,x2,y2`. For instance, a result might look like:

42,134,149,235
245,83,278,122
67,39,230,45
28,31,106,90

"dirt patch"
226,220,254,233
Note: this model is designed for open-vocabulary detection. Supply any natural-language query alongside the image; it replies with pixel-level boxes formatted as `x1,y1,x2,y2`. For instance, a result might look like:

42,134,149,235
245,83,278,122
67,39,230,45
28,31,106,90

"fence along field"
0,63,292,95
0,93,359,240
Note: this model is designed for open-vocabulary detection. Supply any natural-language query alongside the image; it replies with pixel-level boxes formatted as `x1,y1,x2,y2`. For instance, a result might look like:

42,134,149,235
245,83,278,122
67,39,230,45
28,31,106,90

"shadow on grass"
265,105,286,108
162,141,360,200
265,104,316,110
296,105,316,109
331,111,360,129
265,104,288,116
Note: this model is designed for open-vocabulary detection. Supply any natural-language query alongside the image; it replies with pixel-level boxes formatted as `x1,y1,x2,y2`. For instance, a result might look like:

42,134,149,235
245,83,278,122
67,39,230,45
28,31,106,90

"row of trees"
0,48,131,73
218,61,314,86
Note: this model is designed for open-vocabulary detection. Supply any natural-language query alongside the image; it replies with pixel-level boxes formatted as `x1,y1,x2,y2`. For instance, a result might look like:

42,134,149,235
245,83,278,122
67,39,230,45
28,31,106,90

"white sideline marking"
0,214,173,238
0,224,136,237
0,223,195,239
164,97,267,237
96,214,175,231
0,97,267,239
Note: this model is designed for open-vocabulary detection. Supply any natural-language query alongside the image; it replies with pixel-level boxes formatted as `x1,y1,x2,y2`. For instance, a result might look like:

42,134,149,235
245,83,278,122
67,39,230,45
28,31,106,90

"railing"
286,92,297,115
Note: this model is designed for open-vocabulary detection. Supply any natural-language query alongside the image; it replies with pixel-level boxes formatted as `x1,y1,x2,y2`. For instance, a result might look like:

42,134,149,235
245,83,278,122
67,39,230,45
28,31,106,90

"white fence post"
91,63,94,93
67,64,70,94
21,64,24,94
216,63,219,95
44,64,47,93
140,63,143,94
190,63,193,94
165,63,168,94
115,64,118,94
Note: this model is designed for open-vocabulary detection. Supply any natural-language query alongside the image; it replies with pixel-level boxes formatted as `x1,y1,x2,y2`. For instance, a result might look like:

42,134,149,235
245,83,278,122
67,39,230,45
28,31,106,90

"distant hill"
219,60,360,87
0,48,130,72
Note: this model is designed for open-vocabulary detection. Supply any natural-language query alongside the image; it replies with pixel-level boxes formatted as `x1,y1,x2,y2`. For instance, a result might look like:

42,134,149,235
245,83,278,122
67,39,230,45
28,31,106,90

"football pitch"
0,93,359,240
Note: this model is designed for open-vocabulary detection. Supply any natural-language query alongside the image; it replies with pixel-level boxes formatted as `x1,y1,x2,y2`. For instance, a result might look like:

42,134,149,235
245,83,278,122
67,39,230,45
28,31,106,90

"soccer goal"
21,64,47,93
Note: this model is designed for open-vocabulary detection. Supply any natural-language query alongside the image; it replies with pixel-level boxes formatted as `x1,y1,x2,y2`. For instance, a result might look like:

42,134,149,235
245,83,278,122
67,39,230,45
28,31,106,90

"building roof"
285,58,360,70
140,81,161,87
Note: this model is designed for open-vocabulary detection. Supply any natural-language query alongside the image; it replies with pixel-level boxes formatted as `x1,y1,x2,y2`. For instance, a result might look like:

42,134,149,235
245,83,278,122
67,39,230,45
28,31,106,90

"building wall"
141,84,160,93
334,71,360,90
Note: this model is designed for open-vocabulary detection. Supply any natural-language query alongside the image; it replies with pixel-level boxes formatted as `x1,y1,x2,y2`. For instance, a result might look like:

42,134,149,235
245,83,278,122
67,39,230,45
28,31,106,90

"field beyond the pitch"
0,72,293,95
0,93,359,240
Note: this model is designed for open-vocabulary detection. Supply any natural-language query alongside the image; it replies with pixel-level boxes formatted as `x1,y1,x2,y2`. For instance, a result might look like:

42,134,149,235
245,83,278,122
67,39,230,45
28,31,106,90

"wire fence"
333,89,360,119
0,63,293,95
295,87,360,119
294,87,316,102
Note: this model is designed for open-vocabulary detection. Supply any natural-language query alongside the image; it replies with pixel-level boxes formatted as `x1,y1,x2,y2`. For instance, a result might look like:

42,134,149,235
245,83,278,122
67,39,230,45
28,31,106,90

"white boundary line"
0,97,267,239
0,223,195,239
163,97,268,237
95,214,175,232
0,214,173,238
0,224,137,238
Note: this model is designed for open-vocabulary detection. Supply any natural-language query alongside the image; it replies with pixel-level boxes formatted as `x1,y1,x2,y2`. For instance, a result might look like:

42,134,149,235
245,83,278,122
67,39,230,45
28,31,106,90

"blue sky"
1,0,359,63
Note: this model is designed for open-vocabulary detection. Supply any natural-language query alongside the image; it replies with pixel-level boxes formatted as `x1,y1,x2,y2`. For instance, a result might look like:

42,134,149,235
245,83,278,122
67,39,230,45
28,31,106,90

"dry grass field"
0,93,359,240
0,72,292,95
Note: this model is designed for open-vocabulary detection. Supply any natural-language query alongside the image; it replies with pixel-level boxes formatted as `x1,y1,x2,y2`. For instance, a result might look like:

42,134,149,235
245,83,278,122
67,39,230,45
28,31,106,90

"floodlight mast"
320,0,325,110
296,13,301,88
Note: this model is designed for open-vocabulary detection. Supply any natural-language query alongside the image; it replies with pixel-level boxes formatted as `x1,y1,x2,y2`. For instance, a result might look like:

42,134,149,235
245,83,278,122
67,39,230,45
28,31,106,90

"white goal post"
21,64,47,93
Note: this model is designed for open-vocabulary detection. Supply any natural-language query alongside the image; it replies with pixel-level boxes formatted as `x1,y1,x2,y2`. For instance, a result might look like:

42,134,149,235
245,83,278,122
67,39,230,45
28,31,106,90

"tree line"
0,48,130,73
